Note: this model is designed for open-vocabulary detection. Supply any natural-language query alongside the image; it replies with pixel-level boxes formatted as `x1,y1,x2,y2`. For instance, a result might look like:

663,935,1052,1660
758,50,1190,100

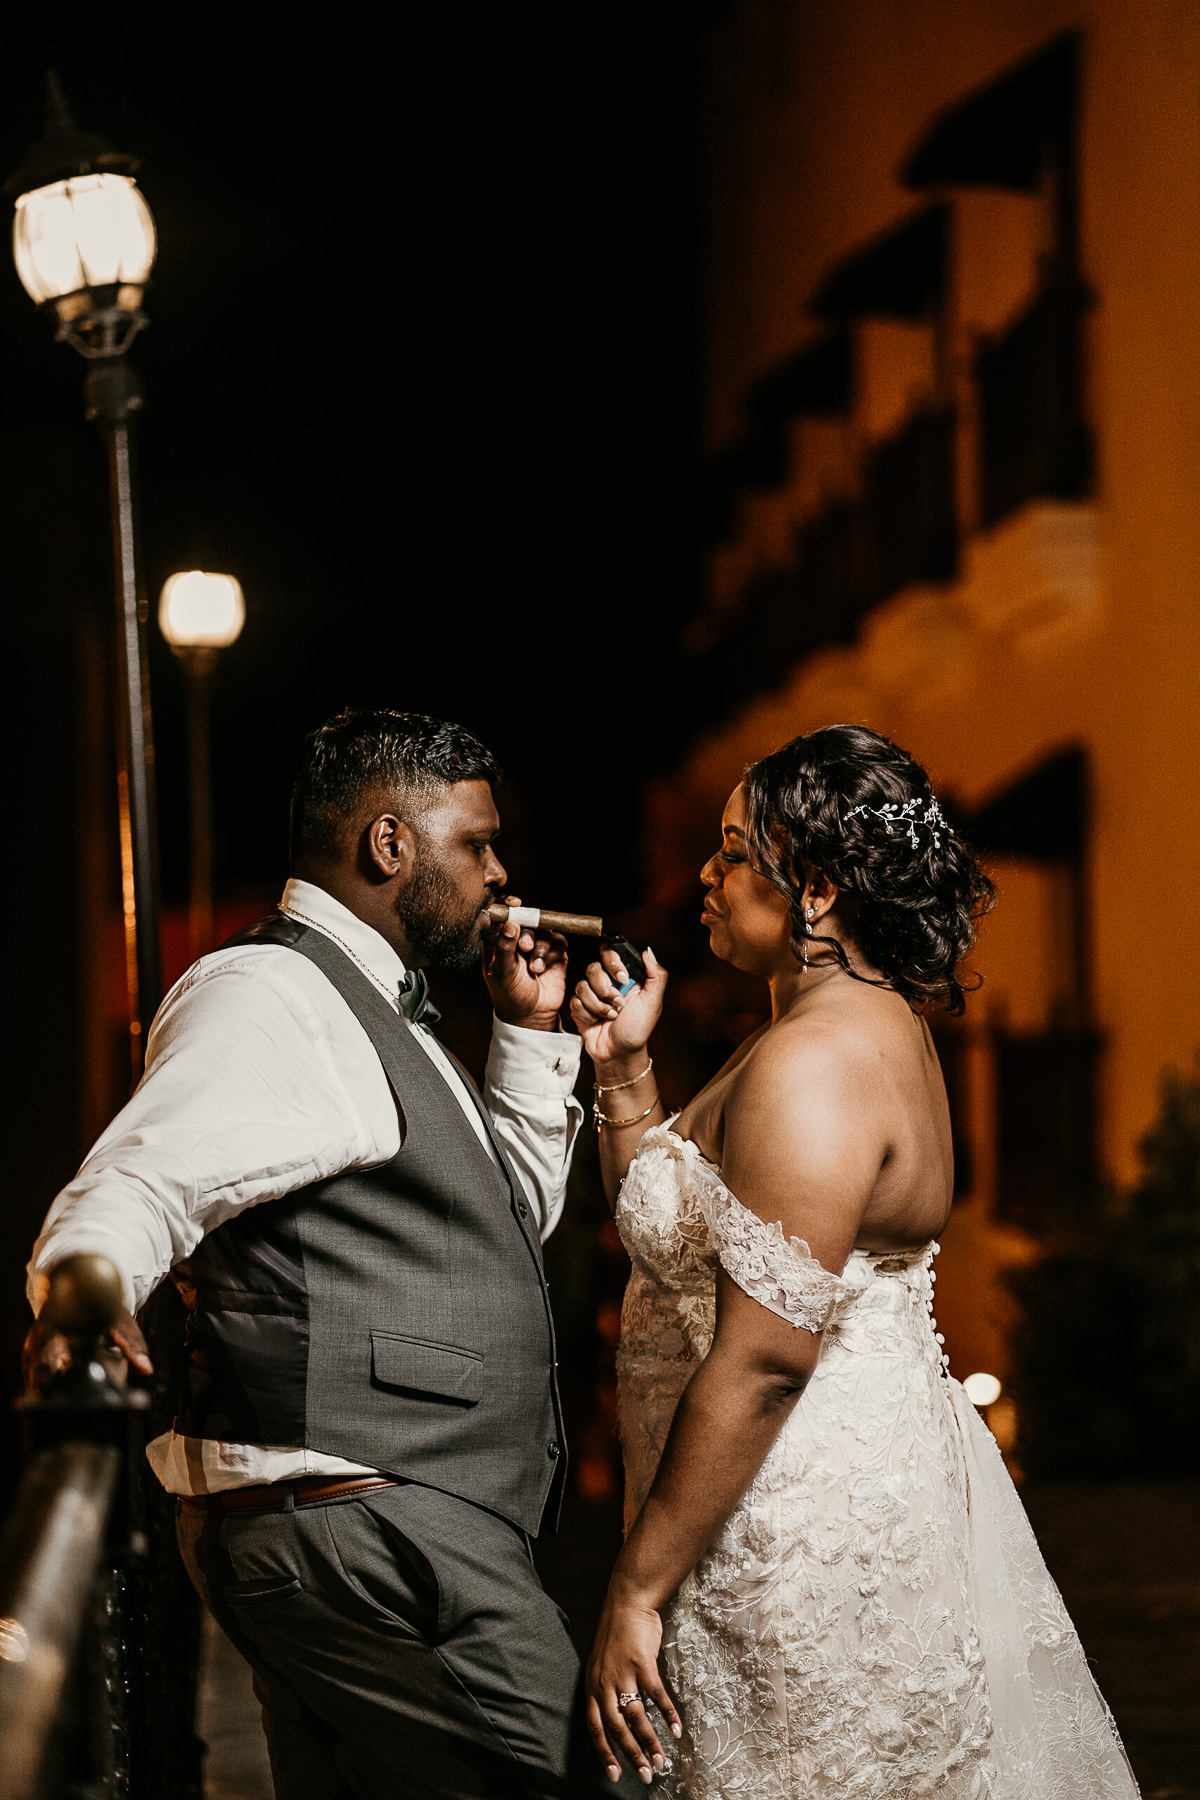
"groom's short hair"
290,708,501,863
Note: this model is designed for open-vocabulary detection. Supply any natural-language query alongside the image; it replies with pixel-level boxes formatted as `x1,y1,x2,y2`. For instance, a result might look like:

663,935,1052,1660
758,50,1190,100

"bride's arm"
585,1030,884,1781
570,945,671,1205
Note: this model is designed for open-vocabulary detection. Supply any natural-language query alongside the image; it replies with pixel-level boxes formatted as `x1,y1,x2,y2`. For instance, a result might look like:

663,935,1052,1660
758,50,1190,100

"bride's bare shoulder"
685,1020,770,1107
728,987,913,1120
721,1007,894,1210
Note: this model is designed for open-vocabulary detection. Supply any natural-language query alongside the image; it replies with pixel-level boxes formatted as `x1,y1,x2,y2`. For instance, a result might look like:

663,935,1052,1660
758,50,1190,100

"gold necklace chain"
279,904,402,1008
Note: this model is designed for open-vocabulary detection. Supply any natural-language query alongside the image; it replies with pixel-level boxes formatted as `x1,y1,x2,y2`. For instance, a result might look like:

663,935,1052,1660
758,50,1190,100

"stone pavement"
196,1605,272,1800
1021,1480,1199,1800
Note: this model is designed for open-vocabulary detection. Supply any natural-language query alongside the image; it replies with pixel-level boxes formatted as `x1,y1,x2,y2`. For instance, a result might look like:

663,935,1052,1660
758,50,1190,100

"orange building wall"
656,0,1200,1199
646,2,1200,1397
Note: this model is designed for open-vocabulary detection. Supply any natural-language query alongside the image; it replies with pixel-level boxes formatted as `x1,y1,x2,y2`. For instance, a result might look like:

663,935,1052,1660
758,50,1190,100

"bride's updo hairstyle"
743,724,995,1015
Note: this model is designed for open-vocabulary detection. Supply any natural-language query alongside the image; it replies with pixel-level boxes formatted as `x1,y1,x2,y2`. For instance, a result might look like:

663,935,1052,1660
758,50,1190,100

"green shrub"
1007,1067,1199,1477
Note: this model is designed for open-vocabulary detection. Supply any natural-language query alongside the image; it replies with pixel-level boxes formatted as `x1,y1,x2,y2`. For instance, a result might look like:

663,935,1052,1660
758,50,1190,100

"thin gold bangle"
594,1058,653,1096
592,1094,661,1129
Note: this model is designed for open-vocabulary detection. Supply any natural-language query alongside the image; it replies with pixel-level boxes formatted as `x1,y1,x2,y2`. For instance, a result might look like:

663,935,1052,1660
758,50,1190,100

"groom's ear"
362,812,417,884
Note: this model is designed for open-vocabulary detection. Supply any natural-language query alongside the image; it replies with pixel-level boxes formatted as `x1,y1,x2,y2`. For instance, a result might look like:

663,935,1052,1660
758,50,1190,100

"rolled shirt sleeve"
27,950,395,1317
483,1019,583,1241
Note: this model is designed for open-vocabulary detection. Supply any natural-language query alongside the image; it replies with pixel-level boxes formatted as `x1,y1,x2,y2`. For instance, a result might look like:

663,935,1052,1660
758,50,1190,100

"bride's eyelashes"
717,849,746,865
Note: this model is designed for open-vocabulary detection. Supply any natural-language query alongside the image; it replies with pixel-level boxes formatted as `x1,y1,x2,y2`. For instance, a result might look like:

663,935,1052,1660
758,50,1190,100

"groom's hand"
482,894,568,1032
23,1306,153,1395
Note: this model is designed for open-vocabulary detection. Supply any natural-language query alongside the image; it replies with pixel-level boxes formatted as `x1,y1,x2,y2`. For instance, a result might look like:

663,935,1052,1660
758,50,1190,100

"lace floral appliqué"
613,1124,1140,1800
700,1184,849,1333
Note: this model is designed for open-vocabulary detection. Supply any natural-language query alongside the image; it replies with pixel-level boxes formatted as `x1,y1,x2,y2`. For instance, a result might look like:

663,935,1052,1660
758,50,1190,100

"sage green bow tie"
398,968,441,1028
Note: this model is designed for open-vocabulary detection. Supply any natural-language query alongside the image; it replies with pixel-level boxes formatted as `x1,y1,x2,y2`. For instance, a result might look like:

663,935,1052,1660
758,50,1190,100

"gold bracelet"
594,1057,653,1095
593,1094,661,1129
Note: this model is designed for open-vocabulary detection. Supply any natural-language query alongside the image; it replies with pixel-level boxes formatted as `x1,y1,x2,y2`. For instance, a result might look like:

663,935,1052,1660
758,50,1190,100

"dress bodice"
616,1119,939,1361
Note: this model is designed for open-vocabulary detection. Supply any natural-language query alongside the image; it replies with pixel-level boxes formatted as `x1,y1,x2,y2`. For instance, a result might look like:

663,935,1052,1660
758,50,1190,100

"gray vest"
174,914,566,1534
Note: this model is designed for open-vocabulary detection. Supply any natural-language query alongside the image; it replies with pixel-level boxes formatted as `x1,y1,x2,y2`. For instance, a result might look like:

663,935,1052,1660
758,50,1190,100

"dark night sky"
1,7,704,913
0,4,709,1500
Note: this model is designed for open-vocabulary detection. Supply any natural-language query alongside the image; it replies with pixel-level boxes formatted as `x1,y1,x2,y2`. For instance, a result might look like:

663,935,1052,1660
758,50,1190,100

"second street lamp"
7,73,161,1080
158,572,246,960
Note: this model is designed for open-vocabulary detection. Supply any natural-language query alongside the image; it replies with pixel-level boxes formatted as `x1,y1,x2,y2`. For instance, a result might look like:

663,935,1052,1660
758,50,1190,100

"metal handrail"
0,1442,122,1800
0,1255,148,1800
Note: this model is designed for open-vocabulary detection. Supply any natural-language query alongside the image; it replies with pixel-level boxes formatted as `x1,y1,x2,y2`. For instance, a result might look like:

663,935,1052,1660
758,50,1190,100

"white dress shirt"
28,879,583,1494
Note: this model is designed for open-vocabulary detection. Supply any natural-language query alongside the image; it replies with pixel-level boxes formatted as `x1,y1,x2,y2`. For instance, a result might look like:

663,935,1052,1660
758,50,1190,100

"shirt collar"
279,878,407,1004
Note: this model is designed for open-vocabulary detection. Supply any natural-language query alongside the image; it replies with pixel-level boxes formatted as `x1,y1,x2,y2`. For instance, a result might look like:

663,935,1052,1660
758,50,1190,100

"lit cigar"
485,904,646,992
486,903,604,936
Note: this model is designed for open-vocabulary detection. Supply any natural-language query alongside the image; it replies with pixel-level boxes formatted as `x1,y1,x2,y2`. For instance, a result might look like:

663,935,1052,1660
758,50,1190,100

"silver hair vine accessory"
844,795,952,850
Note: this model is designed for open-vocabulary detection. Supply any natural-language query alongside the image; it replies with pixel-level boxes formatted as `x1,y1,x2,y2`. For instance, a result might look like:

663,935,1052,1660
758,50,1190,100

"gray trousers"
178,1482,645,1800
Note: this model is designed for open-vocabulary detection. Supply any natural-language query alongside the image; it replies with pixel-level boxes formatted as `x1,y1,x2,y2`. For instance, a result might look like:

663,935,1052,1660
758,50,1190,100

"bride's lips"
701,904,724,927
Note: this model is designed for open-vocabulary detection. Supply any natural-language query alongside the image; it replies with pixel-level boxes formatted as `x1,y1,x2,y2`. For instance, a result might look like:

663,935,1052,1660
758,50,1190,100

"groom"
26,709,644,1799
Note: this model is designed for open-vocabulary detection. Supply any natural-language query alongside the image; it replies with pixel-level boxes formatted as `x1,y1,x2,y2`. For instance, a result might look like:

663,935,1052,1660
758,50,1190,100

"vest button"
517,1200,528,1218
547,1442,560,1459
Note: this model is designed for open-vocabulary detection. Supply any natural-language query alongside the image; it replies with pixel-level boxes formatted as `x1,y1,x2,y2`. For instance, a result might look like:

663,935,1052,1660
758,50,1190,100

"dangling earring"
802,906,814,968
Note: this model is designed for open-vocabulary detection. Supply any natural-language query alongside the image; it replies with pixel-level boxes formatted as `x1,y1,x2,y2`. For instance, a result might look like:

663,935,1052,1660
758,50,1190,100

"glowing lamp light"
13,173,155,309
963,1372,1003,1408
159,572,246,651
7,77,165,1066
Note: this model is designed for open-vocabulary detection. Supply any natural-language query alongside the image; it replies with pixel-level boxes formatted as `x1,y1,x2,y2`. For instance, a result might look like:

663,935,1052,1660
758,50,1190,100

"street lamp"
7,73,160,1080
158,573,246,959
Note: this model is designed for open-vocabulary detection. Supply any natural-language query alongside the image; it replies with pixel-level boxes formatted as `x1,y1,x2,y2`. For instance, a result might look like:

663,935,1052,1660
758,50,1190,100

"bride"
570,725,1139,1798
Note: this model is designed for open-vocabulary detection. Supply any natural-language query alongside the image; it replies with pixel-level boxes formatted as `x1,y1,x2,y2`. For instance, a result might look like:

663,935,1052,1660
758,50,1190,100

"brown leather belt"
178,1474,399,1515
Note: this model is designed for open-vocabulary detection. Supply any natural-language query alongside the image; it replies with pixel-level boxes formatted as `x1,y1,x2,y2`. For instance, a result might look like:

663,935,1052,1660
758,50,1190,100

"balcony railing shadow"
692,406,957,724
977,281,1093,530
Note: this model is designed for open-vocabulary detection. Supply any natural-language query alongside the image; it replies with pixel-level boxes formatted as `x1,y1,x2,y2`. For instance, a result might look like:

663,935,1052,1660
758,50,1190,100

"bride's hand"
586,1583,681,1783
569,945,667,1068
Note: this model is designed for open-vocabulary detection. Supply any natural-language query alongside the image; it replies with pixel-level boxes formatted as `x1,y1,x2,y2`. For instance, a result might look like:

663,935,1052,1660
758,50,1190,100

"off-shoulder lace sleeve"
700,1181,850,1332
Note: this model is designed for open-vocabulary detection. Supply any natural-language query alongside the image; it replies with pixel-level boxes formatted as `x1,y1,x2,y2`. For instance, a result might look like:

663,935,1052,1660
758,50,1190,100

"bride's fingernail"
671,1722,682,1739
653,1753,666,1769
606,1766,620,1783
639,1770,653,1786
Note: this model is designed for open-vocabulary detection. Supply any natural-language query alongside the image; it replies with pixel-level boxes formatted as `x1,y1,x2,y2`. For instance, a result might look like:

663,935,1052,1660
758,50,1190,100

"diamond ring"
617,1691,641,1710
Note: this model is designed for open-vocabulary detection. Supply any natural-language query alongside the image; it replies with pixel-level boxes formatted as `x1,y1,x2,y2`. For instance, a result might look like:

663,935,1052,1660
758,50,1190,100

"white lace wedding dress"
615,1122,1140,1799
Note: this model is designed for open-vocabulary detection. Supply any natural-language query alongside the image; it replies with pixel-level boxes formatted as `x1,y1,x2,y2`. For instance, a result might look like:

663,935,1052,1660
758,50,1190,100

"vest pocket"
370,1331,484,1404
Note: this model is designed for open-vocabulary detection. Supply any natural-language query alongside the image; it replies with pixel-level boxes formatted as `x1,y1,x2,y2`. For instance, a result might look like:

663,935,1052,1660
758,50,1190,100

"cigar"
486,903,603,936
486,904,646,993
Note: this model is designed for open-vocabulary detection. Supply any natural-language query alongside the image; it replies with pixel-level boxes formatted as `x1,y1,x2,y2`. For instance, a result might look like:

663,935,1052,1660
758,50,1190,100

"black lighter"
602,933,647,994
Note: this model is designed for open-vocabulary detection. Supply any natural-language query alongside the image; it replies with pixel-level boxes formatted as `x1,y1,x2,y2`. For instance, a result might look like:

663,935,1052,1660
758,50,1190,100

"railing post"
0,1257,150,1800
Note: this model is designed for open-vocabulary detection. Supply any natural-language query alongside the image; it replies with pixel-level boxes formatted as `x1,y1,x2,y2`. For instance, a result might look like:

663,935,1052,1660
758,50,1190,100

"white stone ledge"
959,500,1103,651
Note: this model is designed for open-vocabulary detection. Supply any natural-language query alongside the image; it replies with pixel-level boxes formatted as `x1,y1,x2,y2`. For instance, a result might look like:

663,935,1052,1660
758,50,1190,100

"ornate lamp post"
5,81,208,1800
158,572,246,959
7,74,161,1081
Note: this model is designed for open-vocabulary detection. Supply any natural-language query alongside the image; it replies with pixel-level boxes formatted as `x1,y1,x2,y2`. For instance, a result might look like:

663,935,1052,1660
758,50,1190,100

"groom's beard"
395,841,491,973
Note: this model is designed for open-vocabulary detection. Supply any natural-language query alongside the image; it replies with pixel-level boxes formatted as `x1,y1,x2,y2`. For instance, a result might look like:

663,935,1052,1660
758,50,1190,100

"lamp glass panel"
159,572,246,648
13,174,156,304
